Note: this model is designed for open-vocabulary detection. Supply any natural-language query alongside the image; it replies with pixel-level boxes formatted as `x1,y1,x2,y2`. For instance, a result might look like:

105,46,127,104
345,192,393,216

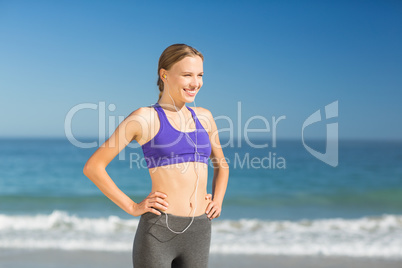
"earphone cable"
162,81,200,234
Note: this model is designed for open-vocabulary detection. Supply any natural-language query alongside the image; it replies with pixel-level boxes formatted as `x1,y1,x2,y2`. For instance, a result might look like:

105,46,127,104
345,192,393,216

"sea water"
0,138,401,258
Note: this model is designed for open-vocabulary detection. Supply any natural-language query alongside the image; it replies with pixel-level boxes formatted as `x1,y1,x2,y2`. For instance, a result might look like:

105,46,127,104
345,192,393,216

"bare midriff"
149,161,209,217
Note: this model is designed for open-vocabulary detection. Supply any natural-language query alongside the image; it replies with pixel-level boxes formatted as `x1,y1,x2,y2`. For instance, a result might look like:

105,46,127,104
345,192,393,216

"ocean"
0,138,401,259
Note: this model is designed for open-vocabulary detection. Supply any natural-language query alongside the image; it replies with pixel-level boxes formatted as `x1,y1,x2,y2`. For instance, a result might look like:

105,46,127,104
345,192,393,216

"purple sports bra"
141,102,212,169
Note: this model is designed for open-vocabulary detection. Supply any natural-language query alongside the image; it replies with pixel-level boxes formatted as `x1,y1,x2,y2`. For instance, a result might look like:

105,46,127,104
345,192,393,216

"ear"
159,69,167,80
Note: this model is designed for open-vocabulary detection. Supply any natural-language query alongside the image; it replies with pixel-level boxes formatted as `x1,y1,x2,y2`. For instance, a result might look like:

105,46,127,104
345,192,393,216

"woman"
83,43,229,268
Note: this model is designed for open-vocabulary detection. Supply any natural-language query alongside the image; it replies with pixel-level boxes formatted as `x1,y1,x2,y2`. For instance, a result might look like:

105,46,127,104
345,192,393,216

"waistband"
139,210,211,240
140,209,211,235
140,209,210,228
142,209,208,220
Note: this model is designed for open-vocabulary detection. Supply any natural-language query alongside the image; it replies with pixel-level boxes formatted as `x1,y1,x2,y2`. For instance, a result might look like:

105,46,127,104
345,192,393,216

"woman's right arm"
83,107,168,217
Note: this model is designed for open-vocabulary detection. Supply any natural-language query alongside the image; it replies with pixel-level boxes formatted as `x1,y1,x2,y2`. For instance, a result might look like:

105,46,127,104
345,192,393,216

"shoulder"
126,105,155,120
122,105,156,143
189,106,213,120
131,105,154,114
121,105,157,131
188,106,215,133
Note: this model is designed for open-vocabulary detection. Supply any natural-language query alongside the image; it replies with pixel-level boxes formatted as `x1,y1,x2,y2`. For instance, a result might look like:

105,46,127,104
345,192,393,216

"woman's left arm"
202,108,229,219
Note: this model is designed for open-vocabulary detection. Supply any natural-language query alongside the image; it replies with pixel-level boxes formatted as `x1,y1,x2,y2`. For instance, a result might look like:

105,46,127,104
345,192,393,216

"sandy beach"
0,250,401,268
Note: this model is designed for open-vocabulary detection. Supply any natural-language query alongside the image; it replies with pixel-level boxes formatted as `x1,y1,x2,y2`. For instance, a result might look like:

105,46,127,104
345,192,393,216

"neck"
158,95,187,112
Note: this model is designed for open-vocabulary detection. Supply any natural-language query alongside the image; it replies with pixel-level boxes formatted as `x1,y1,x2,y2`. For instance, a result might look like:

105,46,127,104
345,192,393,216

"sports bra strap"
187,106,198,120
153,103,199,132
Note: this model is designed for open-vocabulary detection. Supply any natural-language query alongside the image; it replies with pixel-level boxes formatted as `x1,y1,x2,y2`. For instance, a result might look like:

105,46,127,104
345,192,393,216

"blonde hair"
157,44,204,100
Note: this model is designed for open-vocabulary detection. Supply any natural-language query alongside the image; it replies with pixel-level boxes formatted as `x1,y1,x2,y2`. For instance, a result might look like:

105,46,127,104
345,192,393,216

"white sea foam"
0,211,401,258
210,214,402,258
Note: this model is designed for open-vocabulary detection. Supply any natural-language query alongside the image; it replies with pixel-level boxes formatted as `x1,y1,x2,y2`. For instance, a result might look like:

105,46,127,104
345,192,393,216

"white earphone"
162,74,200,234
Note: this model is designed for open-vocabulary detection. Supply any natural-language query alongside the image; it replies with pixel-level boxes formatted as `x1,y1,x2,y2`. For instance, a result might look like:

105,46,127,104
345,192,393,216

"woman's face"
162,56,204,103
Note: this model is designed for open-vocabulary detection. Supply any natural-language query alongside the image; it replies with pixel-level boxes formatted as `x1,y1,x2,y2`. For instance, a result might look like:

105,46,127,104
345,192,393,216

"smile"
183,88,197,96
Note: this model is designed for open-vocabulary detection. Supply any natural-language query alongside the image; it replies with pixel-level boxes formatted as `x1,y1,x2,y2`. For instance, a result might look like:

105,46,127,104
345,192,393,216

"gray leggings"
132,210,212,268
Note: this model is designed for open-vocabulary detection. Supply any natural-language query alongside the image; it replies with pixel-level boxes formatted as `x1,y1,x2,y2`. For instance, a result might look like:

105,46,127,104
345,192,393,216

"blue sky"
0,0,401,141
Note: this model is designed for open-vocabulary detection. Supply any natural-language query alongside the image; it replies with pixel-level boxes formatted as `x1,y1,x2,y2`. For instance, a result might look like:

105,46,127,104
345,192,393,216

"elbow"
83,162,106,178
83,162,97,177
83,163,91,177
